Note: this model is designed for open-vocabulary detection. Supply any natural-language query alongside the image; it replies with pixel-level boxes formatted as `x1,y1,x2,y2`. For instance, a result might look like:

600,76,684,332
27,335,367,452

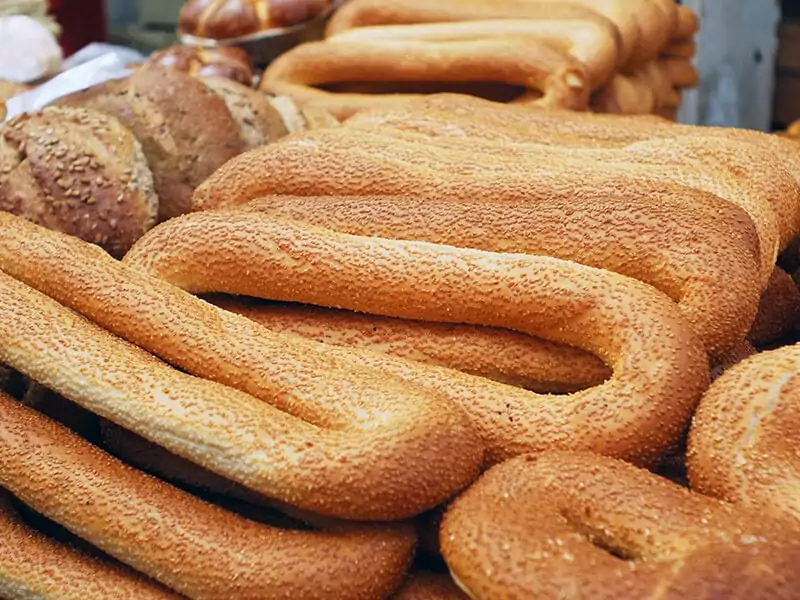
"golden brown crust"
391,572,468,600
190,133,765,356
0,212,483,520
124,209,709,467
441,451,800,600
673,4,701,40
200,75,291,149
0,106,158,258
748,267,800,347
0,487,179,599
662,38,697,59
660,57,699,89
259,38,590,119
55,68,244,221
206,294,610,393
0,392,417,599
179,0,331,39
327,19,620,90
709,339,757,381
143,44,255,86
687,344,800,524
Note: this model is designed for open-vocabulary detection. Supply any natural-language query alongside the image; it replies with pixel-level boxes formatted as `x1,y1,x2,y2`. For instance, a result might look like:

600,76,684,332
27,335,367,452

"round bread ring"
0,213,484,521
259,39,590,120
391,572,468,600
327,19,620,90
747,266,800,347
440,451,800,600
0,487,179,599
687,343,800,524
0,391,416,599
235,194,759,359
123,209,709,467
206,294,610,393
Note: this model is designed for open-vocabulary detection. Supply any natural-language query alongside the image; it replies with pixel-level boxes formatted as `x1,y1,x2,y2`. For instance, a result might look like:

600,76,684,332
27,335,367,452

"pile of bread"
0,65,338,258
0,88,799,599
258,0,700,120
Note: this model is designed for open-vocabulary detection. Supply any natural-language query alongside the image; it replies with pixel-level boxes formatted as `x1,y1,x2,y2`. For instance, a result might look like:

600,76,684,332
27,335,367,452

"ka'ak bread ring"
0,392,416,599
206,294,611,394
236,194,759,359
0,213,484,521
440,451,800,600
339,110,797,264
258,39,590,120
391,572,467,600
327,19,620,90
124,209,709,467
747,266,800,347
687,343,800,524
190,131,765,353
0,487,180,599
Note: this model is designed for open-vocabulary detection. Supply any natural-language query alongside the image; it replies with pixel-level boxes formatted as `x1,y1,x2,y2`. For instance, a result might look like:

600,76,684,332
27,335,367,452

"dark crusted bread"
200,76,290,149
143,44,255,86
0,107,157,258
55,68,244,221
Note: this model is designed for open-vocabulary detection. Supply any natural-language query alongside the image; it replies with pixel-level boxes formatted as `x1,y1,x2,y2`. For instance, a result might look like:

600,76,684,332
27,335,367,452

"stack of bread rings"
257,0,700,119
1,81,800,598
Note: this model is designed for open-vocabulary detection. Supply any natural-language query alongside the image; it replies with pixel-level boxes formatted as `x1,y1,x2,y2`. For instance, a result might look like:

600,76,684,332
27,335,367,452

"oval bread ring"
327,19,620,90
339,107,798,263
0,391,416,599
189,130,766,354
391,572,468,600
123,209,709,467
687,343,800,524
206,294,611,394
235,194,759,360
440,451,800,600
0,213,484,521
259,39,590,120
0,487,180,599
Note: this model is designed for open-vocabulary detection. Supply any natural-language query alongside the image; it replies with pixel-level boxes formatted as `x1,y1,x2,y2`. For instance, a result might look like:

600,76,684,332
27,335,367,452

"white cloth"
0,14,63,83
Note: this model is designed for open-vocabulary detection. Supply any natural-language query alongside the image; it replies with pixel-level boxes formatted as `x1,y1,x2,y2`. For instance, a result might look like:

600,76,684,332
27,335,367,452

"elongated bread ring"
235,194,760,357
440,451,800,600
0,488,179,599
124,209,709,466
391,572,467,600
206,295,610,393
0,213,483,521
342,102,800,256
190,130,770,346
687,344,800,524
0,392,416,599
327,19,619,89
259,39,590,119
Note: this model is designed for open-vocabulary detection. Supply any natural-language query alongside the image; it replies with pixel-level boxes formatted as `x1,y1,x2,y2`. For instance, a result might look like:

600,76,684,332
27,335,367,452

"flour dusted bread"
0,107,157,258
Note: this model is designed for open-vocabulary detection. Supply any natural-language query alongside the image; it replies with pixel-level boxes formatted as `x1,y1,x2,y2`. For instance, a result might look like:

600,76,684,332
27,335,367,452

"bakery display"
257,0,699,118
179,0,332,40
142,44,256,86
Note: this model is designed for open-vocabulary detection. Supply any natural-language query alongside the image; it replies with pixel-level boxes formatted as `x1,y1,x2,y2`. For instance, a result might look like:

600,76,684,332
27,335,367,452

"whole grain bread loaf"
0,106,158,258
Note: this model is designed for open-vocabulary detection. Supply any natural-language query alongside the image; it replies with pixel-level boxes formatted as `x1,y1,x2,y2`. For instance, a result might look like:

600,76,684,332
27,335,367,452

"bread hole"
561,509,638,562
321,81,529,104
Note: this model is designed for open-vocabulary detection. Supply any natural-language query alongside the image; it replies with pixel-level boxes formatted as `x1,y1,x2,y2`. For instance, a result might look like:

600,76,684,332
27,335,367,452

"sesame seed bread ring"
391,572,467,600
687,343,800,524
0,212,483,521
259,39,590,120
327,19,620,90
0,487,179,599
747,266,800,347
440,451,800,600
235,191,759,358
123,210,709,467
0,392,416,599
206,294,610,394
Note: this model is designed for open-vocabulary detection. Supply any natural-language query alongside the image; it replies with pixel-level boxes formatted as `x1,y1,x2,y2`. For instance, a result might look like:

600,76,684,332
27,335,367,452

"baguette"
0,212,483,521
0,392,416,599
123,209,709,466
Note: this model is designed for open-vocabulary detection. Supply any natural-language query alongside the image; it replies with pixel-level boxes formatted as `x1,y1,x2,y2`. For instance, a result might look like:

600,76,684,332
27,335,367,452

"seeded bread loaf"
0,107,157,258
55,68,245,221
